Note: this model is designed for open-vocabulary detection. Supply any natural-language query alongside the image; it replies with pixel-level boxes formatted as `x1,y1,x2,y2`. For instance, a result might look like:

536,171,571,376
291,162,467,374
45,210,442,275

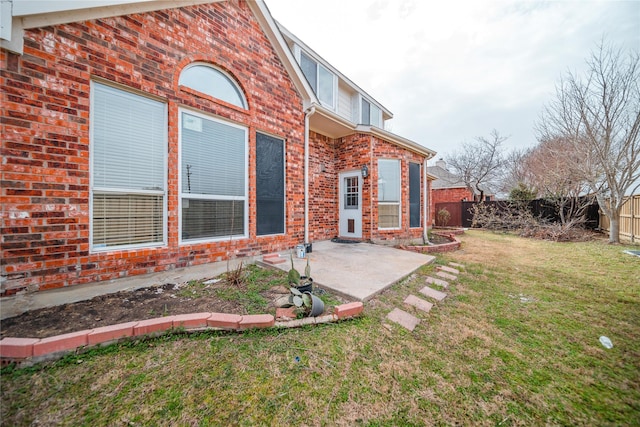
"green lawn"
2,231,639,426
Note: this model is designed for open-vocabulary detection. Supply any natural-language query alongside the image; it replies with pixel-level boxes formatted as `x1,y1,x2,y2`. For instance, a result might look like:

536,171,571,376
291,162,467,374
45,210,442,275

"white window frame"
89,80,168,252
360,95,382,127
295,45,336,109
378,158,401,230
178,108,248,244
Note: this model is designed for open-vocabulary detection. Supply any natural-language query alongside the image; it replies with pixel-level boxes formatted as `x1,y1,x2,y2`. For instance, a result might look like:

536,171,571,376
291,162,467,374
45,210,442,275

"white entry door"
339,171,362,238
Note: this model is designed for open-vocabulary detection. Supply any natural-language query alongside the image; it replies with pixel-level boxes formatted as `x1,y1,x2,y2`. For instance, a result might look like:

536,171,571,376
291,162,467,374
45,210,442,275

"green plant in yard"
2,231,639,426
287,253,301,286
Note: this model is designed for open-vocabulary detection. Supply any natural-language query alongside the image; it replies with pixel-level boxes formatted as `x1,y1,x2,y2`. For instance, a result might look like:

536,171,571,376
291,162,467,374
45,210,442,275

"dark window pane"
362,98,370,125
300,52,317,91
409,162,421,228
256,133,285,235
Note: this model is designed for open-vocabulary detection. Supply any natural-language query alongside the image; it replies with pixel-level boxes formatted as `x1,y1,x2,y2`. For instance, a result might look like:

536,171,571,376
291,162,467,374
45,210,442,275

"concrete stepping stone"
426,276,449,289
449,262,465,269
387,308,420,331
437,265,460,275
404,295,433,313
419,286,447,302
436,271,457,281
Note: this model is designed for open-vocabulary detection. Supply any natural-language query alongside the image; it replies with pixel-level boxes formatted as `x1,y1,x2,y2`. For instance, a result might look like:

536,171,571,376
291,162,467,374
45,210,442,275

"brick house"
1,0,436,297
428,158,494,203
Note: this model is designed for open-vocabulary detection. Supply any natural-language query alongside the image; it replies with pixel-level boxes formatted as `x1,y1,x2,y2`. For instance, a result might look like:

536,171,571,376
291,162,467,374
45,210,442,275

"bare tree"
446,129,508,202
522,137,595,225
537,42,640,243
502,147,537,197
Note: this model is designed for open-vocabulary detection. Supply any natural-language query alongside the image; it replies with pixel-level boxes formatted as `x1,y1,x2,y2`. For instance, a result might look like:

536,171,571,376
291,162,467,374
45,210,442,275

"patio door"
339,171,362,238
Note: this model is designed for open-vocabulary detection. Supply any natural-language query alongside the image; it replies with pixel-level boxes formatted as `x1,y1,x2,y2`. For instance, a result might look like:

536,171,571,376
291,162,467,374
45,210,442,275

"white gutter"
304,106,316,245
355,124,436,159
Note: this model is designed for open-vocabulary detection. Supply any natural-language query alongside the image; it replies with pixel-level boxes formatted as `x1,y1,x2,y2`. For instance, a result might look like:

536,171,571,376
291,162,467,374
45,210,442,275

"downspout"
423,158,430,244
304,106,316,245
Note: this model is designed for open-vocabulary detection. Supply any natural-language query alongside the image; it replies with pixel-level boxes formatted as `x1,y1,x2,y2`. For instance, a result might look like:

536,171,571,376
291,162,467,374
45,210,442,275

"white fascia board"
248,0,317,108
277,22,393,119
20,0,217,29
356,124,437,159
12,0,154,16
2,0,218,54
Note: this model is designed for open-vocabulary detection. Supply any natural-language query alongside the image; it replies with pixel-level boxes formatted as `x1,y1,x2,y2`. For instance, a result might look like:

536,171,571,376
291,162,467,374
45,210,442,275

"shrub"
437,208,451,227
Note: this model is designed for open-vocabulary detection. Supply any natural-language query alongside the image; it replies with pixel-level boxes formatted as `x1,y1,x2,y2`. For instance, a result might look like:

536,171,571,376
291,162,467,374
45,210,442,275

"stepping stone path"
435,271,458,281
419,286,447,301
404,295,433,312
387,308,420,332
386,262,463,331
437,265,460,275
425,276,449,289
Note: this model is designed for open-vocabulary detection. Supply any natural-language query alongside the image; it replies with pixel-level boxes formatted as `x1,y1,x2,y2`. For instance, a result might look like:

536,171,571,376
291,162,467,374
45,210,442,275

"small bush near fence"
436,208,451,227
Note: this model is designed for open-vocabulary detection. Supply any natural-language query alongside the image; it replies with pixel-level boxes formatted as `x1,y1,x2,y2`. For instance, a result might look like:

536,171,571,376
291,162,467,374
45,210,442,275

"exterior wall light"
361,164,368,178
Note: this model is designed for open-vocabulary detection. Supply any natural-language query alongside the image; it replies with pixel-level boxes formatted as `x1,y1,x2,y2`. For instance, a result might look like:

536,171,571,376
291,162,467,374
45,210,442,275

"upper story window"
361,98,382,127
299,51,335,108
179,64,247,109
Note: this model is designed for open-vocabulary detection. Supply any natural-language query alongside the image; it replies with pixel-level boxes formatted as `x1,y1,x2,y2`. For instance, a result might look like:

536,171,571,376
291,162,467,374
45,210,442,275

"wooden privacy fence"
600,195,640,242
436,198,600,229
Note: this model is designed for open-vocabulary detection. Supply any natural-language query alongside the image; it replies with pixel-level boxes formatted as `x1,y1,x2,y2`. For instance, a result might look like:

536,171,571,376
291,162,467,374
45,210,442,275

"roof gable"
1,0,317,107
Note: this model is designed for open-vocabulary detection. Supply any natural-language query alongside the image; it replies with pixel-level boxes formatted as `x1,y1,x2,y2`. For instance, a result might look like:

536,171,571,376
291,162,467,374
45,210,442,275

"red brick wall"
432,187,475,205
308,131,338,241
1,1,305,295
307,132,430,243
370,137,427,241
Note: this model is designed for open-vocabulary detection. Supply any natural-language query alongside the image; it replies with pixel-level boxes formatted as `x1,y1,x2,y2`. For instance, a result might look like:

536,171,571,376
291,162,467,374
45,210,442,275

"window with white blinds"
180,111,247,241
378,159,401,229
91,82,167,250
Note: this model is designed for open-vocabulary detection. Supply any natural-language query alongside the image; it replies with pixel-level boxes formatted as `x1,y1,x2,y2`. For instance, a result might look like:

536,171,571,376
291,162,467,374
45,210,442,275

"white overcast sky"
265,0,640,161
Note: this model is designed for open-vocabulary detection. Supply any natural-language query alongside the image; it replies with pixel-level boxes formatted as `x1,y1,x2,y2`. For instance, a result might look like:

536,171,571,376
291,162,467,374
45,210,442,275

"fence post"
631,195,636,243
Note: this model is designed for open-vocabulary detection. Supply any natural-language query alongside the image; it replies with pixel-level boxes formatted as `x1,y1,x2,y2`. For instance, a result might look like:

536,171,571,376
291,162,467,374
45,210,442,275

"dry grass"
2,230,639,426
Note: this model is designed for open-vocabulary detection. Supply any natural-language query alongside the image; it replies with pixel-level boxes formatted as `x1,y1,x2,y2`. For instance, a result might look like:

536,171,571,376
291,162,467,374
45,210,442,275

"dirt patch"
0,265,350,339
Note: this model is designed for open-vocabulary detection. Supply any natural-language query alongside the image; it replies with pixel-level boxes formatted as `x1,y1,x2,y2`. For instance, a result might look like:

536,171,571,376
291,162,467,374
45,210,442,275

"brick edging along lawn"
0,303,364,366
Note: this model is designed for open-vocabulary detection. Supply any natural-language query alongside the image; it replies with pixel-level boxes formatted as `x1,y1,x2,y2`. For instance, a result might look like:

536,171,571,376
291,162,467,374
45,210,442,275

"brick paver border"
0,302,364,366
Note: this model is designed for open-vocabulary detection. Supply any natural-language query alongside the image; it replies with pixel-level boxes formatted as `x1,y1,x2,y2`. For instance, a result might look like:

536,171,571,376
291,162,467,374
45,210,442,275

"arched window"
179,64,247,109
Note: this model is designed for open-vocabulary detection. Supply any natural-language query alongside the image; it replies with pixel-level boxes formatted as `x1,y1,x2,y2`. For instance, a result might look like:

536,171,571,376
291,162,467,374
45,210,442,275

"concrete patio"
263,240,436,301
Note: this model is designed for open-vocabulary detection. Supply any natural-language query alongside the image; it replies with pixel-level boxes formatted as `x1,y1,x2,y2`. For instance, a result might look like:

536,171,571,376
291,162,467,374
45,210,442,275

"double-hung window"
180,111,247,242
378,159,401,229
90,82,167,250
300,51,335,108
